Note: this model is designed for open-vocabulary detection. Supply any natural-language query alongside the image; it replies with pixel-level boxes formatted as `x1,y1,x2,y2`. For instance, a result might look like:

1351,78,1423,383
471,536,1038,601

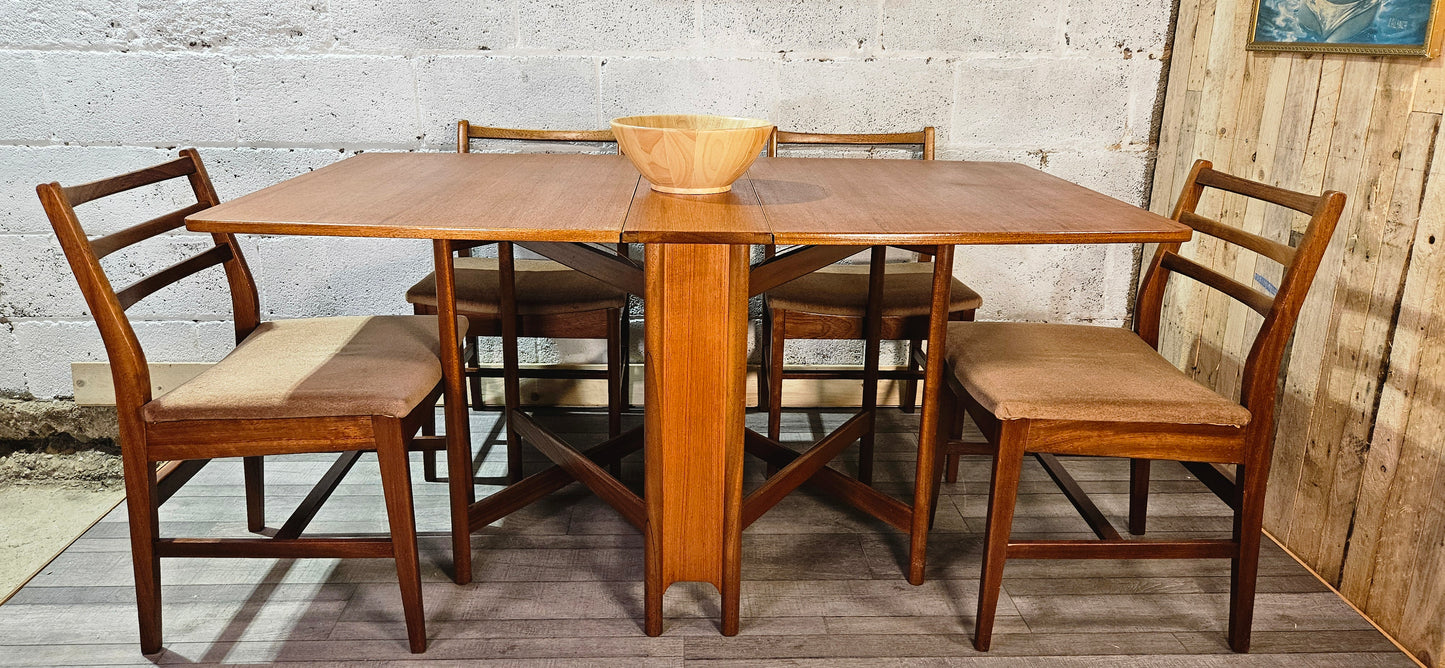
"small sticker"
1254,273,1279,297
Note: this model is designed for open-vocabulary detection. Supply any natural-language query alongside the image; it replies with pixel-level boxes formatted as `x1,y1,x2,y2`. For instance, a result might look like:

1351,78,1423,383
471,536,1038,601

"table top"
190,153,639,243
187,152,1191,246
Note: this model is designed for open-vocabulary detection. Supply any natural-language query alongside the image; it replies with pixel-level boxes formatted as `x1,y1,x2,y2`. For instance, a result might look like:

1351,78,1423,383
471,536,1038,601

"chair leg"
420,403,440,482
466,336,484,412
375,418,427,653
607,307,624,477
859,333,881,488
498,242,524,483
975,419,1027,652
767,309,786,442
1228,460,1269,652
123,447,163,654
944,454,961,484
900,337,923,413
858,398,877,485
1129,458,1150,535
926,382,957,530
757,306,772,415
858,245,886,486
243,455,264,533
415,301,446,484
943,354,970,485
621,303,633,410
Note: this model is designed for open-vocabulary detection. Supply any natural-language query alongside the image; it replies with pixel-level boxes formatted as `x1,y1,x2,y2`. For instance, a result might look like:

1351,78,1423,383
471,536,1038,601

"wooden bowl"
611,114,774,194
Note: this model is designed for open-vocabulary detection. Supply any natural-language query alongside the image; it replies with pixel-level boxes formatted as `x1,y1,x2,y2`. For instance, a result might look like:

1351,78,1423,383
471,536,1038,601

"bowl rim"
610,114,774,132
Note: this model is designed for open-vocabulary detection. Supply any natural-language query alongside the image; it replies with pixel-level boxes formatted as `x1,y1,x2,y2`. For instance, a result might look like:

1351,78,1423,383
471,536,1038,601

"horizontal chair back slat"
114,244,234,310
1159,252,1274,316
459,122,616,151
1195,167,1323,214
1178,211,1296,266
62,156,197,207
456,121,627,259
91,201,211,259
769,127,935,160
774,130,928,145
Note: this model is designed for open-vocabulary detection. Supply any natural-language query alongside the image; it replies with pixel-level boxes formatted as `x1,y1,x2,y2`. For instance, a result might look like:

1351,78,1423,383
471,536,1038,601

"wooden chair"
759,128,983,484
929,159,1345,651
406,121,631,483
37,149,449,654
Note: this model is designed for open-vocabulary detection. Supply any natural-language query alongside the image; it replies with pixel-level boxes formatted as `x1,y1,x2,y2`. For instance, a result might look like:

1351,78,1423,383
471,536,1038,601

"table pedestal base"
643,243,750,636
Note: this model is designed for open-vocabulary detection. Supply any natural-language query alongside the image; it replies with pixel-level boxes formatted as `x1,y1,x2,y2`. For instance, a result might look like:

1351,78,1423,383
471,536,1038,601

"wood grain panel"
620,176,772,244
642,242,749,636
1152,0,1445,663
188,153,638,243
751,158,1192,246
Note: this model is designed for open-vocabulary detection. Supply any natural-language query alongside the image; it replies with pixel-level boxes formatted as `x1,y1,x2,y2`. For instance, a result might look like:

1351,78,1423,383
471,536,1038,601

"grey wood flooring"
0,409,1415,666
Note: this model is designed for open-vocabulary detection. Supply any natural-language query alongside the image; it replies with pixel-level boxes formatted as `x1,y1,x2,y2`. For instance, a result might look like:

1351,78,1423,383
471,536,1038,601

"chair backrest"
765,128,936,261
457,121,617,154
455,121,627,259
1135,159,1345,429
36,149,260,415
767,128,935,160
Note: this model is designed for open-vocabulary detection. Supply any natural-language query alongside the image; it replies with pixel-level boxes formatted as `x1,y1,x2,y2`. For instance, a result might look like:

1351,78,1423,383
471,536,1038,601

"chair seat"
766,263,983,318
144,316,462,423
406,257,628,317
944,321,1251,427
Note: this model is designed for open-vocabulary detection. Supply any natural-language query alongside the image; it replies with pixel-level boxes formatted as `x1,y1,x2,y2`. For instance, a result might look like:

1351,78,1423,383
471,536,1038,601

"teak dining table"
187,152,1192,636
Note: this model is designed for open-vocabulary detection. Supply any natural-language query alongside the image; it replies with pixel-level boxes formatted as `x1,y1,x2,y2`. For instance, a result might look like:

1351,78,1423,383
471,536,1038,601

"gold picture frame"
1247,0,1445,57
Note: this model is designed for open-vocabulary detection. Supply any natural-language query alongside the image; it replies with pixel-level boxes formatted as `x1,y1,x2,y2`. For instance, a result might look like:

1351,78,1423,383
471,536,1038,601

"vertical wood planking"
1293,59,1416,576
1338,112,1444,606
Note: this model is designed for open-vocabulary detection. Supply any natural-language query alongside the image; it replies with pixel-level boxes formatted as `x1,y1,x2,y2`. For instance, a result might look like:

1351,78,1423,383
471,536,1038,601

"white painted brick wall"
40,52,237,145
0,0,1171,399
418,55,599,145
882,0,1063,53
517,0,695,51
601,57,784,121
699,1,879,52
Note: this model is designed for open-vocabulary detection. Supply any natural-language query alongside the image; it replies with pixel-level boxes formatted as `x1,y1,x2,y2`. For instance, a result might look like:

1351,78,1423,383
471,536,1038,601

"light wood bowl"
611,115,774,194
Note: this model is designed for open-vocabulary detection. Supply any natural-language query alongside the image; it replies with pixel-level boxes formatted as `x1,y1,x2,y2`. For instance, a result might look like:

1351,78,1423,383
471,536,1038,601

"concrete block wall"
0,0,1172,400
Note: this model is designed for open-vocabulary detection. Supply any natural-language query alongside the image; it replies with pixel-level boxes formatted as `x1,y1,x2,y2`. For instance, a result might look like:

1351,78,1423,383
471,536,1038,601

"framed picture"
1248,0,1445,56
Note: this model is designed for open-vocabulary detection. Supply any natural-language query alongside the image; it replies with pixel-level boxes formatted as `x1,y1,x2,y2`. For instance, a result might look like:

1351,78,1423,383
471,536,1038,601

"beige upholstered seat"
944,321,1251,427
406,257,627,317
768,263,984,318
145,316,463,422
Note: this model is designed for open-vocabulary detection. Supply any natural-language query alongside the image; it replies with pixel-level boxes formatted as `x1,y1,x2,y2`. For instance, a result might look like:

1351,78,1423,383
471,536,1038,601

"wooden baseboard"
72,362,211,406
72,362,919,408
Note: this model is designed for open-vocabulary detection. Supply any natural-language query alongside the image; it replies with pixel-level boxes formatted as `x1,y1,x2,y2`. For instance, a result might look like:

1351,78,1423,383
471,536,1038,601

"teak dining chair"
406,121,631,483
759,128,983,484
929,159,1344,652
37,149,452,654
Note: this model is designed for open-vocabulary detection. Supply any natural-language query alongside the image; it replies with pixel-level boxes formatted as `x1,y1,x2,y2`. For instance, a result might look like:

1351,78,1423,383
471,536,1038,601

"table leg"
908,244,954,585
642,243,749,636
433,240,475,585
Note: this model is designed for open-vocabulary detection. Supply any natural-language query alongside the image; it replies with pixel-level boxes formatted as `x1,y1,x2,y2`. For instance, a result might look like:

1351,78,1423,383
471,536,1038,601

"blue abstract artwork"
1252,0,1434,46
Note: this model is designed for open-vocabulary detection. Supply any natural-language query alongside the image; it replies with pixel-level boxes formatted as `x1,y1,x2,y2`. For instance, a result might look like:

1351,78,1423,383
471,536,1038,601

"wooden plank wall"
1151,1,1445,664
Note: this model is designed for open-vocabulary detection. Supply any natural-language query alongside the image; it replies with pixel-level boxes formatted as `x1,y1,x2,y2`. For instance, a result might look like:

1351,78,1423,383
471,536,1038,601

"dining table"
186,151,1193,636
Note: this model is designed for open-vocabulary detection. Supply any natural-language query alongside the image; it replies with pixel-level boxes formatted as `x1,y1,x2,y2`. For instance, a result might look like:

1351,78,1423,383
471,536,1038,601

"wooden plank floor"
0,409,1414,666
